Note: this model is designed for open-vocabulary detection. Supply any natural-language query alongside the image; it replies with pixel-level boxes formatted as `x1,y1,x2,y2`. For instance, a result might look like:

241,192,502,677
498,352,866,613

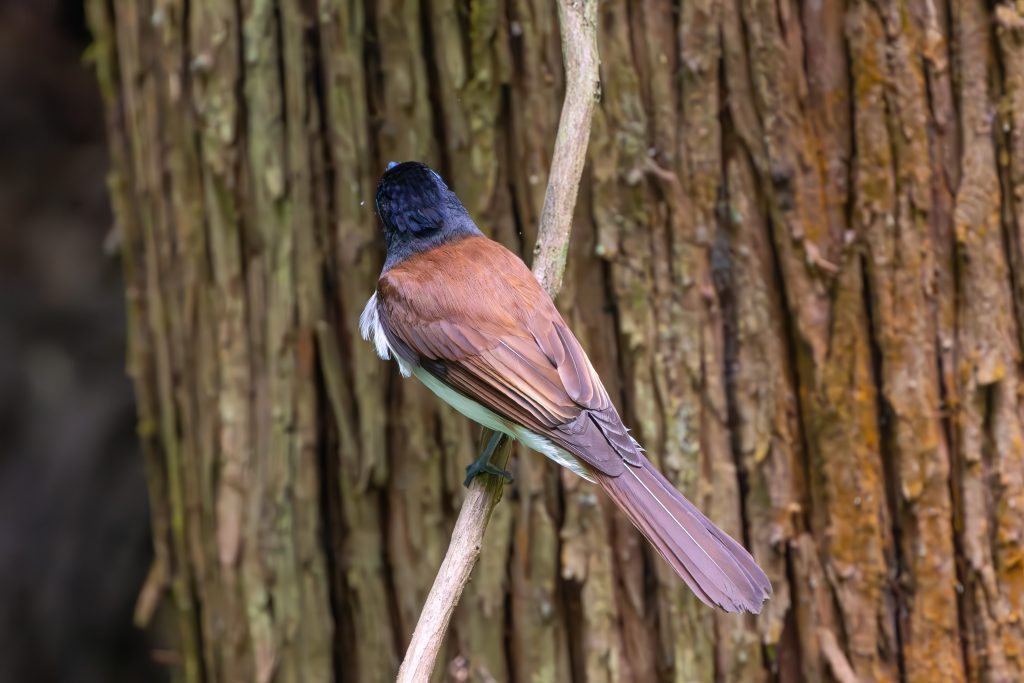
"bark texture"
89,0,1024,681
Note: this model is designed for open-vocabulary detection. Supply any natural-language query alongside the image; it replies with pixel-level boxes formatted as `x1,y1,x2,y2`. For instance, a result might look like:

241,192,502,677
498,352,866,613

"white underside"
361,293,595,482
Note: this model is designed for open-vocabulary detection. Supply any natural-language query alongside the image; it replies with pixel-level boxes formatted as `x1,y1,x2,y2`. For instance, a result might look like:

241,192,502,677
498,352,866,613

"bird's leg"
463,431,513,488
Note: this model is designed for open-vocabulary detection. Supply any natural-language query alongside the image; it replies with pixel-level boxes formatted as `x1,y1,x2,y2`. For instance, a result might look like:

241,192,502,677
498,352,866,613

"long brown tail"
594,456,771,613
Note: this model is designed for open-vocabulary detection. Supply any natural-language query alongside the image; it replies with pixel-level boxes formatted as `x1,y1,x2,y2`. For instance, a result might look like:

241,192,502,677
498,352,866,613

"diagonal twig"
395,2,600,681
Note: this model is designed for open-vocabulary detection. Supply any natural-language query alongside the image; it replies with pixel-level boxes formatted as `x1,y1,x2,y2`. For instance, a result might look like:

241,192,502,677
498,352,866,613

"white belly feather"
360,293,595,482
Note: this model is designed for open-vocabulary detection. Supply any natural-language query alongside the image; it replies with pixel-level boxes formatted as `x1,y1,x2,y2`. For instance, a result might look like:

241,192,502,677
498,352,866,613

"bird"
361,160,771,613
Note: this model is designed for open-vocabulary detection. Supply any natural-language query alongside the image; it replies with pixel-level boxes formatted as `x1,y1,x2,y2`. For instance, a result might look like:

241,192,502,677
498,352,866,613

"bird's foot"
463,461,514,488
463,431,512,488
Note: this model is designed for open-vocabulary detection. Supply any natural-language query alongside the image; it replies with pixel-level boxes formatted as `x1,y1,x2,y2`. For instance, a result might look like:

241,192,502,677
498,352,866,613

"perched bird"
361,161,771,613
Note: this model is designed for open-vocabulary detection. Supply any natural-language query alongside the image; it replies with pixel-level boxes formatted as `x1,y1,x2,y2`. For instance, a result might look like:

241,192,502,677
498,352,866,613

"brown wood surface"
88,0,1024,680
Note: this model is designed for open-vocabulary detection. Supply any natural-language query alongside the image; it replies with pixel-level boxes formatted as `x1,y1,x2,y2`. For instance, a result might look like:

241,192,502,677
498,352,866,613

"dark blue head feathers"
375,161,482,270
375,161,446,234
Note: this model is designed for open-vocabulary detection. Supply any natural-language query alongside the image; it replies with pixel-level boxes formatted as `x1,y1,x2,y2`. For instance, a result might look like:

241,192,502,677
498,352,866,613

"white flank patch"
361,293,411,377
359,293,389,359
360,292,594,481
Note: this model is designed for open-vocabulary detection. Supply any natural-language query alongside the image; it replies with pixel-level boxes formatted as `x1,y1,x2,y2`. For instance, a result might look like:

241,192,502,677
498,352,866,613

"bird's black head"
375,161,481,270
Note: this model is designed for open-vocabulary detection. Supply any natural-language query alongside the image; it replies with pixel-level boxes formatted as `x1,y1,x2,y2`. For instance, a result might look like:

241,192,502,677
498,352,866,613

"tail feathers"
594,457,771,614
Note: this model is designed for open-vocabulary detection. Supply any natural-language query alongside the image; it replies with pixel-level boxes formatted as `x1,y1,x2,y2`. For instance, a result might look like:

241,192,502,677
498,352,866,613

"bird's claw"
463,461,514,488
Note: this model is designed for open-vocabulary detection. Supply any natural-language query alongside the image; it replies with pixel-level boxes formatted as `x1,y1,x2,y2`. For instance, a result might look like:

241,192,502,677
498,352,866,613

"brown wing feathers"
377,236,771,613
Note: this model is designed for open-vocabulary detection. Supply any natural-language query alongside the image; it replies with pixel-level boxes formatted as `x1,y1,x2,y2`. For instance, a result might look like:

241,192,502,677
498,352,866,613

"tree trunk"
88,0,1024,681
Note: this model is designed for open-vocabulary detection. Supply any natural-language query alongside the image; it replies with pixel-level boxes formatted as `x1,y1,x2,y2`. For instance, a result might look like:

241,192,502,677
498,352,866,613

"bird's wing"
374,235,770,613
375,238,639,477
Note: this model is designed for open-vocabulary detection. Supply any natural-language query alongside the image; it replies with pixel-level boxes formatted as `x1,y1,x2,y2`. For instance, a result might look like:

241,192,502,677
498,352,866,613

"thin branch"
531,0,601,299
395,2,600,681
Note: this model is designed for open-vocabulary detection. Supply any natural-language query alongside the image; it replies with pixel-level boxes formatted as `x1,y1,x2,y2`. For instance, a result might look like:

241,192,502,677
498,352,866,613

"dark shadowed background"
0,1,162,680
